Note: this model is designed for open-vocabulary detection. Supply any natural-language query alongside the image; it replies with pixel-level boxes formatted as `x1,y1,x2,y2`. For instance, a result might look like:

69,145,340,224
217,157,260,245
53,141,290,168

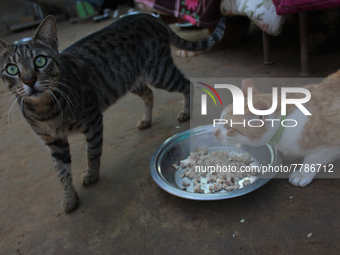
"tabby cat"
0,14,226,212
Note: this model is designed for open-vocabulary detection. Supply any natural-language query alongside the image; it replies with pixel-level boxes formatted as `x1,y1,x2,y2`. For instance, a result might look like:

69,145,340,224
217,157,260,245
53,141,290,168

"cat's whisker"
47,90,63,128
49,86,74,106
41,80,80,102
52,79,80,99
2,93,17,105
59,77,75,85
59,77,77,89
48,86,75,120
48,90,63,123
19,98,29,128
16,87,26,96
39,83,75,119
19,98,24,123
224,141,232,153
22,97,29,120
56,82,80,100
2,91,13,98
7,97,20,127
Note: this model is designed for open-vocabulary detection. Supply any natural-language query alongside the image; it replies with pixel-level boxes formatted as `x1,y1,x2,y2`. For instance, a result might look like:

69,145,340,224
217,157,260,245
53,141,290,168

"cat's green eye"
6,64,19,75
34,56,47,68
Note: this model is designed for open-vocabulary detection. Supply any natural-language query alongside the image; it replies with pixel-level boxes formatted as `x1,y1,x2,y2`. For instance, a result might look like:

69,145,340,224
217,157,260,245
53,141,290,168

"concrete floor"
0,16,339,255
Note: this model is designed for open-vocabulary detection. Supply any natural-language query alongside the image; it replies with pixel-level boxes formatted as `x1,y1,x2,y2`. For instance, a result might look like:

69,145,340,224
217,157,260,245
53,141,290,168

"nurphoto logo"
197,82,312,128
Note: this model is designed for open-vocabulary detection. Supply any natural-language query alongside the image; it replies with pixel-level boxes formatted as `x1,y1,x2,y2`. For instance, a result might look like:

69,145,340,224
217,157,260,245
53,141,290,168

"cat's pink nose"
24,77,37,88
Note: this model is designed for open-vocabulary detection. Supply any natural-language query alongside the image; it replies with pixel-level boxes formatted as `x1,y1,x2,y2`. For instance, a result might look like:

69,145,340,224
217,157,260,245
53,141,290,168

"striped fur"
175,16,250,58
0,14,225,212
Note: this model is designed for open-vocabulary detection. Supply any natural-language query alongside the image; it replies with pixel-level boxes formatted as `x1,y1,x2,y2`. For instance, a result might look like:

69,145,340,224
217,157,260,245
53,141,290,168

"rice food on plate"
172,147,262,193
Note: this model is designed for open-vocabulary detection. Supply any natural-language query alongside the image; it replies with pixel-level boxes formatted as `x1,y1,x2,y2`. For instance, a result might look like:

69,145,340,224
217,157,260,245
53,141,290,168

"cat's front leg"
289,166,317,187
289,150,338,187
43,134,79,212
178,89,191,122
82,114,103,185
178,81,192,122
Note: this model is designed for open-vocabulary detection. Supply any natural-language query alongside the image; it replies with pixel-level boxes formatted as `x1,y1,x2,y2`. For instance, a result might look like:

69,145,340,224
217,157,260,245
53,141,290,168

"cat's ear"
241,79,259,97
32,15,58,52
0,38,11,56
253,100,269,120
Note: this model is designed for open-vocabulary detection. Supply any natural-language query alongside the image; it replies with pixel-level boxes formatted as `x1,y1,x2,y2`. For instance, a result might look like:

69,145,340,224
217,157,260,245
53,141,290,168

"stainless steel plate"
150,125,283,200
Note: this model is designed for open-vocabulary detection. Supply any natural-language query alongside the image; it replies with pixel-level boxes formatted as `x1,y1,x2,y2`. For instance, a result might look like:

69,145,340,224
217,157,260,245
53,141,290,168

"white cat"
214,76,340,187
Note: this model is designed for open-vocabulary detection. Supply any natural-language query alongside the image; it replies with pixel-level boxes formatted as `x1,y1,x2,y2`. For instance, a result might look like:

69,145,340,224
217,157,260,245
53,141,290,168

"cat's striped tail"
168,18,226,51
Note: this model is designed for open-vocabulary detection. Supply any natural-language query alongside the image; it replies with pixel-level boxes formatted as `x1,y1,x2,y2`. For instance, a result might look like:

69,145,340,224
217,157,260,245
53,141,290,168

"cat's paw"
176,50,199,58
137,120,151,130
82,172,99,186
178,112,190,122
289,172,313,187
62,194,79,213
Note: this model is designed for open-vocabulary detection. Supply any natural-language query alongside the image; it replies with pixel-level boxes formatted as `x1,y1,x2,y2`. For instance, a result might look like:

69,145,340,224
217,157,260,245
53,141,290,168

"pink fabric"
273,0,340,15
135,0,221,27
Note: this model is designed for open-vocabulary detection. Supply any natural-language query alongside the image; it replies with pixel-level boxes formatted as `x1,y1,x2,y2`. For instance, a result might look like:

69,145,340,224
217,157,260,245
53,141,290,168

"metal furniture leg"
262,31,275,65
